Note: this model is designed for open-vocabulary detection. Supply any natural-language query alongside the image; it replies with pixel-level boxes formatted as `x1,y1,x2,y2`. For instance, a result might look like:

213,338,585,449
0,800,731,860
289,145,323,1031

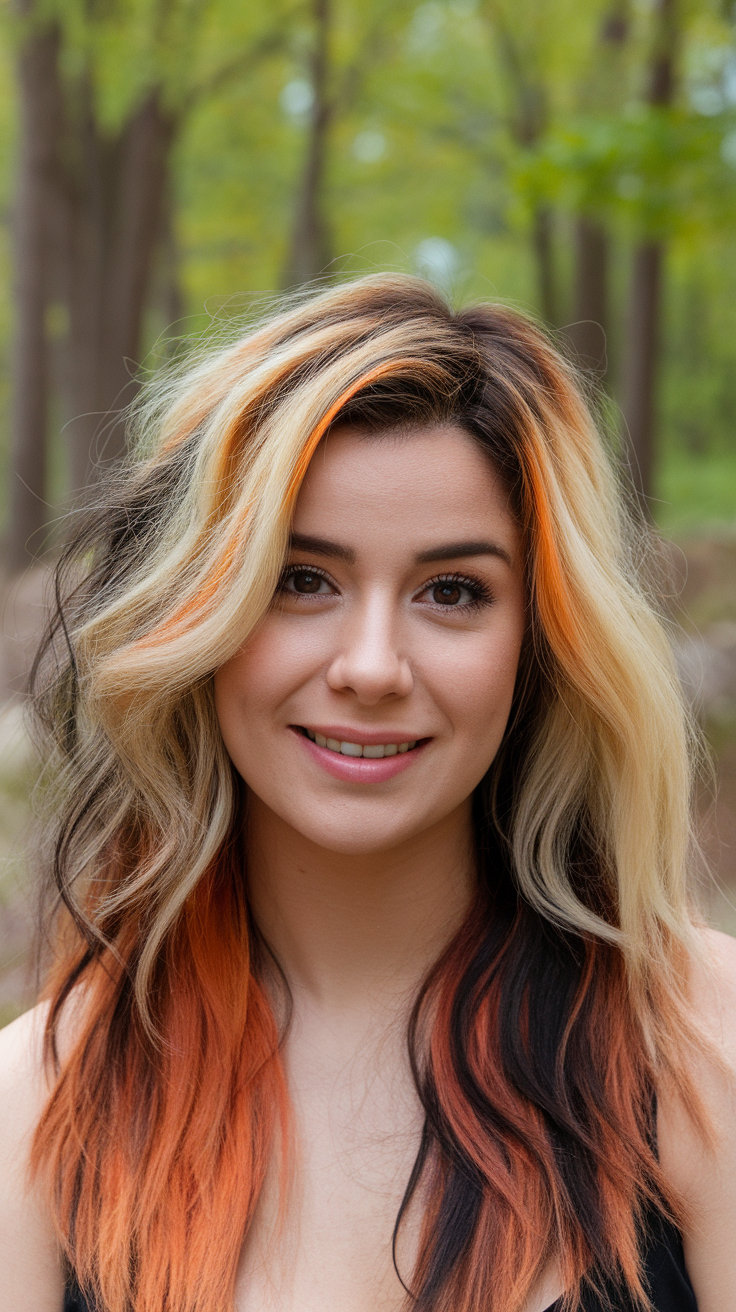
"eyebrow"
289,533,355,562
415,540,513,568
288,533,513,568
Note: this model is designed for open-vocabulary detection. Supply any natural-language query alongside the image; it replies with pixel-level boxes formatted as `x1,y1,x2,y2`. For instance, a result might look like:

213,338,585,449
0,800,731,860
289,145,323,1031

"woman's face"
214,424,527,855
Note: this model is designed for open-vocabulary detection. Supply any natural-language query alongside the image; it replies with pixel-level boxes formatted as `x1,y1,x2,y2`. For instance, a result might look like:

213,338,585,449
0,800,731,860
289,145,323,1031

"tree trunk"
59,75,106,497
564,5,632,381
101,92,176,464
620,0,677,505
282,0,333,288
59,84,175,494
482,14,557,327
565,216,608,374
7,19,63,572
533,205,557,327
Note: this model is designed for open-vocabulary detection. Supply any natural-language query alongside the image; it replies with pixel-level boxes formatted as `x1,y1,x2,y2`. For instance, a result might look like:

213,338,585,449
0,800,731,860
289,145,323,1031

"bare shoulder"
659,925,736,1151
0,1005,65,1310
688,926,736,1057
0,1003,54,1146
658,928,736,1309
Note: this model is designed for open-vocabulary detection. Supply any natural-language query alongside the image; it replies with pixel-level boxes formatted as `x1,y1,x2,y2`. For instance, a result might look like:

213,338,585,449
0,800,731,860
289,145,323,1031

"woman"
0,275,734,1312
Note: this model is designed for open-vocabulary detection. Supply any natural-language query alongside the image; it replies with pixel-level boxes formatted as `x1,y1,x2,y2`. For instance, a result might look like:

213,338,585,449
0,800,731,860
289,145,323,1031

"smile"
300,728,418,758
292,726,429,783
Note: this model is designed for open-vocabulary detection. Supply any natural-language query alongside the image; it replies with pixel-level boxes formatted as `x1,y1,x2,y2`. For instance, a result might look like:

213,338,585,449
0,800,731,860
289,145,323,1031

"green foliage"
0,0,734,533
657,447,736,533
514,106,736,239
30,0,293,126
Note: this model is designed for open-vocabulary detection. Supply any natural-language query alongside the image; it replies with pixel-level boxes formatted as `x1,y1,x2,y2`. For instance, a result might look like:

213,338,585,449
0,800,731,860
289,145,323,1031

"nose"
325,591,413,704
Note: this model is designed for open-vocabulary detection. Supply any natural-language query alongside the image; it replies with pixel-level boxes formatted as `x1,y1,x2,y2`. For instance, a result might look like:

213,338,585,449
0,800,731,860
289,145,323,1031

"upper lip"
295,725,428,746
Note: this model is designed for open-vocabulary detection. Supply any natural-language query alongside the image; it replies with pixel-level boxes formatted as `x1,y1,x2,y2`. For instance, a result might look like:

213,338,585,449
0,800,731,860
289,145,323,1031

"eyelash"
277,565,495,611
277,564,333,596
422,572,495,610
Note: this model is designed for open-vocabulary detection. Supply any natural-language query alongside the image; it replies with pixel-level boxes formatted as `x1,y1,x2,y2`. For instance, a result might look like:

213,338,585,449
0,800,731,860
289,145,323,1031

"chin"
291,810,431,856
304,827,414,857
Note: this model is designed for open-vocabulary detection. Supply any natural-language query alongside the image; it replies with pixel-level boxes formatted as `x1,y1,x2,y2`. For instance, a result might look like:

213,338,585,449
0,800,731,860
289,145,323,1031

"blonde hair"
32,274,704,1312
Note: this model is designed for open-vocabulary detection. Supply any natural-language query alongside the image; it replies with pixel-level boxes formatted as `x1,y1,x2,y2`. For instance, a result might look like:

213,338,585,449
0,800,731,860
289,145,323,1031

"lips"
292,726,429,783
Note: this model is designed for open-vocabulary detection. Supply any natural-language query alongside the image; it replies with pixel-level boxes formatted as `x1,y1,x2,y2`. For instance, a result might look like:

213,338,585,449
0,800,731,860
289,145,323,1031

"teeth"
340,741,363,757
304,730,417,758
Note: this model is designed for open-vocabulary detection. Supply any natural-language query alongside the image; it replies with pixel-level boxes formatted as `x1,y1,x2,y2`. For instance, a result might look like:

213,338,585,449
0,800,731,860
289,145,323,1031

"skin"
0,423,734,1311
219,425,531,1309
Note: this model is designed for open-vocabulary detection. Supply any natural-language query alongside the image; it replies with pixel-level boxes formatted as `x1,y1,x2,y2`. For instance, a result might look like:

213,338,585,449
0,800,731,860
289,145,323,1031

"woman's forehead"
300,421,508,500
291,423,520,561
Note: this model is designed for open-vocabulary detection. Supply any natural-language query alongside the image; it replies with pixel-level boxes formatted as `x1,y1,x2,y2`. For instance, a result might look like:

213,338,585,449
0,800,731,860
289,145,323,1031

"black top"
63,1206,697,1312
545,1207,697,1311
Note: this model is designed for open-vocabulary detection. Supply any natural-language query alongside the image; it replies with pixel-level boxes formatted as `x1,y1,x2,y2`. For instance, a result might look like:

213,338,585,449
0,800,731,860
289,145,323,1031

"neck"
246,796,475,1013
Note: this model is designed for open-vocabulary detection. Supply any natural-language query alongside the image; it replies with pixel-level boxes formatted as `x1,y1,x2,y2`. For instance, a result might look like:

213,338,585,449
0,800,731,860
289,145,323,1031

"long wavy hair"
30,274,705,1312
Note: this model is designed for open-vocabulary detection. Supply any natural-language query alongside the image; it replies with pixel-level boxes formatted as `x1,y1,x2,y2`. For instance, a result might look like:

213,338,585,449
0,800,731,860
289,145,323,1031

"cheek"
429,623,524,754
214,620,308,745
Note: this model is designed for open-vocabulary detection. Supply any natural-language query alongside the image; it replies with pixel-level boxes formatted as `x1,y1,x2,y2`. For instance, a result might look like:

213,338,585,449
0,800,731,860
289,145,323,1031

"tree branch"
179,27,290,114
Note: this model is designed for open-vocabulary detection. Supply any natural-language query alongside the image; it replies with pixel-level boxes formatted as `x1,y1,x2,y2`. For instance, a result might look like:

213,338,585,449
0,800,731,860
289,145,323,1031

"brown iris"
291,570,324,594
432,581,463,606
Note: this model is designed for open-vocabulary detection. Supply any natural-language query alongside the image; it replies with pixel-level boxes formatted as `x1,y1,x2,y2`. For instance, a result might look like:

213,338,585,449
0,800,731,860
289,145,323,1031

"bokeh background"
1,0,735,1024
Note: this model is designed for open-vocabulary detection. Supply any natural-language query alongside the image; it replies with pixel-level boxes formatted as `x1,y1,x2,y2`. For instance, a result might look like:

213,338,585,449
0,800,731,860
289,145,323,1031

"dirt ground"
1,535,735,1024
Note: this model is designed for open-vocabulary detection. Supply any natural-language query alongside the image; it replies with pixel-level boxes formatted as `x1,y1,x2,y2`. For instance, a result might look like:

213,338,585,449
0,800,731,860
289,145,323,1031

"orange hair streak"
32,855,289,1312
284,359,414,504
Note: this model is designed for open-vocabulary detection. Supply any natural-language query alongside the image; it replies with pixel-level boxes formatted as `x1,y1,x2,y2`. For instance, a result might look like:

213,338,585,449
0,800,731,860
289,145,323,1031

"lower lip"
293,730,429,783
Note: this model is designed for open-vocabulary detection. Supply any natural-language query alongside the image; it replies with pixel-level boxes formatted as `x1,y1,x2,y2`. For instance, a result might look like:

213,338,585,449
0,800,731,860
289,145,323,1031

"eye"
279,565,336,597
431,580,466,606
416,573,493,610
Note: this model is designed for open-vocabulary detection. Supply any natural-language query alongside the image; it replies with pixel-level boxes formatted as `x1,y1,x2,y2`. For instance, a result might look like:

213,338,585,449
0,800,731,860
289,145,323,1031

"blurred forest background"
1,0,735,1022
